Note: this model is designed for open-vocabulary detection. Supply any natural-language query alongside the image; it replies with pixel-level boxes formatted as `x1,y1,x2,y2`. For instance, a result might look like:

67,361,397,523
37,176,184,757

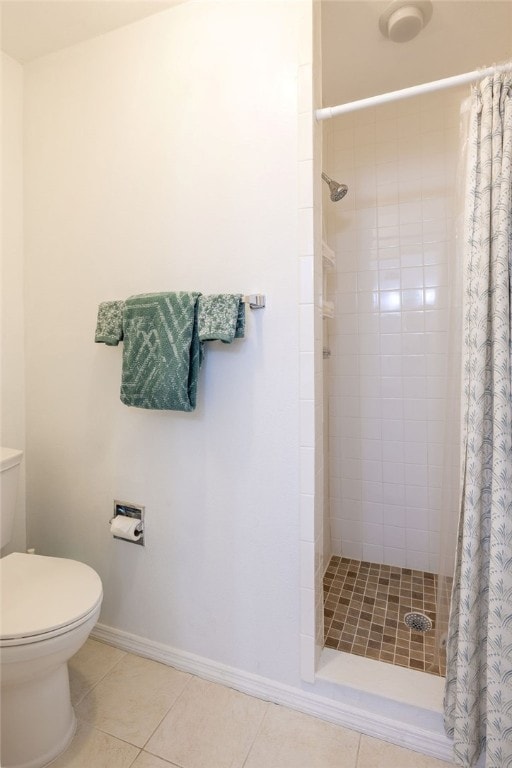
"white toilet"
0,447,103,768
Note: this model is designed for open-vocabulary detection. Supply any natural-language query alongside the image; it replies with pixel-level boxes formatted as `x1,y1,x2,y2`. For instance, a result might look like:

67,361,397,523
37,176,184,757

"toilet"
0,448,103,768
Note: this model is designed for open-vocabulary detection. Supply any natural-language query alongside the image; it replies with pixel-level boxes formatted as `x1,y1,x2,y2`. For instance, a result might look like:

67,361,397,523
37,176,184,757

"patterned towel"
197,294,245,343
120,292,202,411
95,300,124,345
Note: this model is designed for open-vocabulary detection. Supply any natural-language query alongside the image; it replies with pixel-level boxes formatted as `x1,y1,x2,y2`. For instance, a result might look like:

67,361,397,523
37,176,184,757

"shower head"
322,172,348,202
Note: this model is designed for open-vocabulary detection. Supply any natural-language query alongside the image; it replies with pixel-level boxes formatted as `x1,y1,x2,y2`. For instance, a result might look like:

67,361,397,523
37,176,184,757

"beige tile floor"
52,638,454,767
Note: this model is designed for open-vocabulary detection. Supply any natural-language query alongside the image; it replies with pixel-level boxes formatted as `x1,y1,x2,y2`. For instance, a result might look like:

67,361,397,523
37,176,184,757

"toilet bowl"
0,552,103,768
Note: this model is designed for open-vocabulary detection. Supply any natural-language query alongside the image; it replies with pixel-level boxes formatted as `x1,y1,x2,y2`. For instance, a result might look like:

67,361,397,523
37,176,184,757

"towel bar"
243,294,266,309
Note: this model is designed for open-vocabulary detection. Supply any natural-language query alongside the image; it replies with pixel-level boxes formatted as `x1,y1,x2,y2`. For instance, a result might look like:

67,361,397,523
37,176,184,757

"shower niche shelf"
322,301,334,319
322,240,335,270
322,240,335,319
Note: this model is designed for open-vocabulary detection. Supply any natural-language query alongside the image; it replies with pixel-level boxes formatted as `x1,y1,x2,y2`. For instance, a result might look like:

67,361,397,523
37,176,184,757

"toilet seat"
0,552,103,646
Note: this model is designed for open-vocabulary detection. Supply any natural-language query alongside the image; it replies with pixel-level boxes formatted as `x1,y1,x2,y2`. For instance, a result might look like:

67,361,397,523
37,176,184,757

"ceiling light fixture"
379,0,433,43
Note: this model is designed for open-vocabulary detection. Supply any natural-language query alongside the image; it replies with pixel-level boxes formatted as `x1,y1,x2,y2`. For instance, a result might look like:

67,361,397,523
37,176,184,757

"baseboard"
91,623,453,762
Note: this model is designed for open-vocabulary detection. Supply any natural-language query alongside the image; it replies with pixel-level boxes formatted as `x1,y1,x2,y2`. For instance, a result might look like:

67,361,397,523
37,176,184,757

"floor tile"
243,704,360,768
61,645,452,768
146,676,268,768
356,735,453,767
132,752,180,767
69,639,126,706
49,721,139,768
76,653,190,747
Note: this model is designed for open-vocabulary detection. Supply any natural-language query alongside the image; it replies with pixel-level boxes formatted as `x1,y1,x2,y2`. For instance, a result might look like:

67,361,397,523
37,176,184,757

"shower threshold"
317,646,445,714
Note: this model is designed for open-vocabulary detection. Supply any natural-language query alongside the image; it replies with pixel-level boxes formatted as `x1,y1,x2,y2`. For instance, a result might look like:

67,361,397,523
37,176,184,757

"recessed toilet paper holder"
110,500,145,545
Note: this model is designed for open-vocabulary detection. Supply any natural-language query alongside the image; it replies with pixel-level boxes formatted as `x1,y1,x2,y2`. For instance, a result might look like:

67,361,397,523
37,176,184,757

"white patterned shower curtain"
444,72,512,767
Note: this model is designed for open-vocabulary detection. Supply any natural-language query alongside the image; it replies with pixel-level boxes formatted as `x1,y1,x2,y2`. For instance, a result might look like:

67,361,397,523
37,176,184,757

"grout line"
140,671,195,752
354,731,362,768
71,639,128,707
239,700,271,768
125,745,143,768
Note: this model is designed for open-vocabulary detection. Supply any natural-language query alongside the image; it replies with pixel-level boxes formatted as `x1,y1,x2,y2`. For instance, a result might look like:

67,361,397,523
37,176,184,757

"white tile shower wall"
297,0,328,680
312,0,326,670
324,89,465,573
297,1,318,683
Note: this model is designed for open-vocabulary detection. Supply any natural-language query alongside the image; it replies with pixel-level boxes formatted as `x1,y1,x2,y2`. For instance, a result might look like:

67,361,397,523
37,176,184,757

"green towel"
197,294,245,343
120,292,202,411
95,300,124,345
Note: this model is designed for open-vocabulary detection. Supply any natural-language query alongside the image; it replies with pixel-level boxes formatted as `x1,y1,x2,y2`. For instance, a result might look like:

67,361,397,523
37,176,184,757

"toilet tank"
1,448,23,550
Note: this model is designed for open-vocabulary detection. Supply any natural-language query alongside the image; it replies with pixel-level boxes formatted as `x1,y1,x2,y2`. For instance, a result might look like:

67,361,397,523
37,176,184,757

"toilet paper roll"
110,515,142,542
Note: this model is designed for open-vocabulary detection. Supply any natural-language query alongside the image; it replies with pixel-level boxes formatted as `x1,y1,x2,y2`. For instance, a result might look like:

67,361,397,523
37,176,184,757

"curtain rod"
315,62,512,121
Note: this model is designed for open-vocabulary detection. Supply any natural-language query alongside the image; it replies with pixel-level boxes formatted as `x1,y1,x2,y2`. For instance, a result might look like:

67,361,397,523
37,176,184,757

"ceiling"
0,1,180,63
1,1,511,105
322,1,512,107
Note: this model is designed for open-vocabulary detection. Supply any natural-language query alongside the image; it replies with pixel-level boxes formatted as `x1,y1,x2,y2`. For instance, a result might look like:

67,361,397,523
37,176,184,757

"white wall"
23,1,306,687
1,52,26,553
324,89,465,573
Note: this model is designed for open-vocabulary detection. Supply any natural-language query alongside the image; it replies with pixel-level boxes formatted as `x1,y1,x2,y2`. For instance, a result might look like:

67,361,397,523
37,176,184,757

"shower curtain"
444,72,512,768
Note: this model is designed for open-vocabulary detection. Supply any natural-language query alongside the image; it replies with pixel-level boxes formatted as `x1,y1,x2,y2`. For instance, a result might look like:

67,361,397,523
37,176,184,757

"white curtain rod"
315,62,512,121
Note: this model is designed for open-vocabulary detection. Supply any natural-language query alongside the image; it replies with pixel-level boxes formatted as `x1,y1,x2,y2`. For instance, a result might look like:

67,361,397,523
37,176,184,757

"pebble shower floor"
323,556,448,676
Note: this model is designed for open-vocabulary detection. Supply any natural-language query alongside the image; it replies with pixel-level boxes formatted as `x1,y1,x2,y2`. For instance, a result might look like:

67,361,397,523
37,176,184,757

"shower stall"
320,84,466,675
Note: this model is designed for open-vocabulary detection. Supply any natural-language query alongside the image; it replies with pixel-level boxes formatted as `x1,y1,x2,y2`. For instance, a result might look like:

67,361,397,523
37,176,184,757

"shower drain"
404,612,432,632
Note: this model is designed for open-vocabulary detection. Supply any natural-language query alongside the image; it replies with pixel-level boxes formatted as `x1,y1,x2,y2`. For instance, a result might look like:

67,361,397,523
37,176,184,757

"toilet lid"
0,552,103,642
